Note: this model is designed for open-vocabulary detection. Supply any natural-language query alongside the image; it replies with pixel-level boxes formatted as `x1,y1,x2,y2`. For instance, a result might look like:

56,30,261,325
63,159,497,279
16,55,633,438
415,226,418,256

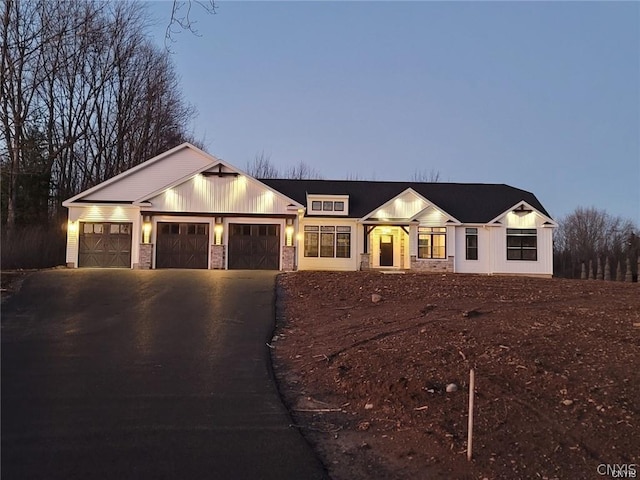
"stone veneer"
360,253,371,271
282,246,295,271
410,255,454,273
135,244,153,269
211,244,226,269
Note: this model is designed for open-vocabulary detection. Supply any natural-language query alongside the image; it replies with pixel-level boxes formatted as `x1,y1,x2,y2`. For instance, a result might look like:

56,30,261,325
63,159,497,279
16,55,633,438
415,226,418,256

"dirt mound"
272,272,639,479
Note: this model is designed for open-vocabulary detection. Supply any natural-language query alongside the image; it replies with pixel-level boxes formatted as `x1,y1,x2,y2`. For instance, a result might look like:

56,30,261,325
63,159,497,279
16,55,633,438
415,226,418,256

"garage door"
156,222,209,269
79,222,132,268
228,224,280,270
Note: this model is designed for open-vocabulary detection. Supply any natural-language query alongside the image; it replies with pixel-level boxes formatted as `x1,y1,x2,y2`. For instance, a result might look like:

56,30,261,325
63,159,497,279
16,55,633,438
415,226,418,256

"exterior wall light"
142,222,152,244
285,218,294,247
214,217,223,245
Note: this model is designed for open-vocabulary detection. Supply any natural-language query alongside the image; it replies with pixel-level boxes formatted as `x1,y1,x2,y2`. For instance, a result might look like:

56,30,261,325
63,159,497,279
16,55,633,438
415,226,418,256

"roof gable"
63,143,216,205
142,171,302,214
261,179,552,224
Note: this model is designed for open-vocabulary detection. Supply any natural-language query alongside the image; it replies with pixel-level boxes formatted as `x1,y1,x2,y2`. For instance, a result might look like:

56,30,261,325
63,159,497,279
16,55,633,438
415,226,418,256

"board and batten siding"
454,226,492,274
371,190,428,219
66,205,141,267
82,147,213,202
490,211,553,276
146,174,293,215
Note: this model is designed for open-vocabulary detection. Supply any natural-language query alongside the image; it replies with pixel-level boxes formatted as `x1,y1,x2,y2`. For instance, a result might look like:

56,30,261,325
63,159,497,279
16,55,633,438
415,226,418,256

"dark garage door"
79,222,132,268
156,222,209,269
228,224,280,270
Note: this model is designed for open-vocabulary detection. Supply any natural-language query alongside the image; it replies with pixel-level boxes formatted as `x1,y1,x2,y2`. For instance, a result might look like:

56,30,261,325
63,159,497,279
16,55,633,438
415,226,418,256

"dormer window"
306,194,349,216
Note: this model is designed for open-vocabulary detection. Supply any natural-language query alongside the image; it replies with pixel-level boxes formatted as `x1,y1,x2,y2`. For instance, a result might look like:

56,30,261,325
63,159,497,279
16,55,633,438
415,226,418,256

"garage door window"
228,223,280,270
79,222,132,268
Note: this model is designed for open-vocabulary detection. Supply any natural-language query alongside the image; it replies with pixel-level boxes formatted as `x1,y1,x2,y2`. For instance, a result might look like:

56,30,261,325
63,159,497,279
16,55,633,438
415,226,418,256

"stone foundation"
136,244,153,269
211,244,226,269
282,246,295,271
360,253,371,271
410,255,454,273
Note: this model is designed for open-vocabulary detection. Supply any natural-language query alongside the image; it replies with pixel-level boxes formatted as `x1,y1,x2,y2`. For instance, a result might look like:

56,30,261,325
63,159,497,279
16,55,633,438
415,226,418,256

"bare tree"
284,161,322,180
411,168,441,182
165,0,216,50
554,206,636,278
1,0,198,226
245,151,279,179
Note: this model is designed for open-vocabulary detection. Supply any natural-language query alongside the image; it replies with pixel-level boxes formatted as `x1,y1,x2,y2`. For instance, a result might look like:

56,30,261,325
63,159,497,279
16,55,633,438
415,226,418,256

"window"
507,228,537,260
418,227,446,259
465,228,478,260
336,226,351,258
304,225,351,258
304,226,319,256
307,197,349,215
320,226,335,257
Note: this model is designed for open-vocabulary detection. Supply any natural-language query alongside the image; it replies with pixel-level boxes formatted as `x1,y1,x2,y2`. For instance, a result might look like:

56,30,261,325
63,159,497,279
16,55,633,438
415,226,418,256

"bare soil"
272,272,639,480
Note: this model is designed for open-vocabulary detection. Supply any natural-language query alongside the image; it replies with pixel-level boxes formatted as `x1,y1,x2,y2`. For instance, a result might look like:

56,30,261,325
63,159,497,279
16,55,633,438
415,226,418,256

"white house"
63,143,557,276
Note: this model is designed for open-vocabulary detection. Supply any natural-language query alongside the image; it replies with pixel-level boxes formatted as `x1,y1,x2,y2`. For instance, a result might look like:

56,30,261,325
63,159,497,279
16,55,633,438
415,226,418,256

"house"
63,143,557,276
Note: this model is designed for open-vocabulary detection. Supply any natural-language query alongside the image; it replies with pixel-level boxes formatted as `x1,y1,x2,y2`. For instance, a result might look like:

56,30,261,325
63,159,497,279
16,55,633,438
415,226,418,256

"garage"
228,224,280,270
156,222,209,269
78,222,132,268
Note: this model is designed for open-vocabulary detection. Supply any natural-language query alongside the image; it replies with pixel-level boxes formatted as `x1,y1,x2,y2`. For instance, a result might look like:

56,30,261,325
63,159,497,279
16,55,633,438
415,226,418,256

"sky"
145,1,639,225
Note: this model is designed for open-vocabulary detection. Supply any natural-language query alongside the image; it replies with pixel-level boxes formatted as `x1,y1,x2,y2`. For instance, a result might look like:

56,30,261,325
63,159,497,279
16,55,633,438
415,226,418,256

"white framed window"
304,225,351,258
306,195,349,216
418,227,446,259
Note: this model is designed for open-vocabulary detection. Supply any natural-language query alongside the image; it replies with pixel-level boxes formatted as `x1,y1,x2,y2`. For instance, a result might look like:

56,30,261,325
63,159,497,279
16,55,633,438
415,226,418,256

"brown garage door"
228,224,280,270
79,222,132,268
156,222,209,269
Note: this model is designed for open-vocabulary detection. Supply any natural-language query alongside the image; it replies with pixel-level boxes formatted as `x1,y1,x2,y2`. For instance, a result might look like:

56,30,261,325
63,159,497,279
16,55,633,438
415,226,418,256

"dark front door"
78,222,132,268
380,234,394,267
228,224,280,270
156,222,209,269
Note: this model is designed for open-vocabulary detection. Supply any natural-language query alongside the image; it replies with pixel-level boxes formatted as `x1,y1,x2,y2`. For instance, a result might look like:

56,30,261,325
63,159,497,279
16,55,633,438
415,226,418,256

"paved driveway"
1,270,327,480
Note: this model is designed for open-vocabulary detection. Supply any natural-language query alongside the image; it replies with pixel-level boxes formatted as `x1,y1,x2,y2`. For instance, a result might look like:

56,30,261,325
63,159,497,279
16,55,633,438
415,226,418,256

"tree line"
554,207,638,280
1,0,197,229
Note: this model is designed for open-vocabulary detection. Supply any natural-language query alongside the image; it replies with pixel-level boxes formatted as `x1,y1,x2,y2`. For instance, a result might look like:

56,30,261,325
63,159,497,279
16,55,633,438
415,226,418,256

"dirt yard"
272,272,639,480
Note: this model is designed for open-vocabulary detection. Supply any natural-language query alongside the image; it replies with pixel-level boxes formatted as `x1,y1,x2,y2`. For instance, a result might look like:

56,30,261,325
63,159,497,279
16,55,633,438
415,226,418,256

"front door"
380,235,394,266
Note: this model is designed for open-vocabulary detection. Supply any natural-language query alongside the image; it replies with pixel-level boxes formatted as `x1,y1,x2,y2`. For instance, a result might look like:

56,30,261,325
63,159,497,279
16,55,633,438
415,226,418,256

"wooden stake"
467,368,475,461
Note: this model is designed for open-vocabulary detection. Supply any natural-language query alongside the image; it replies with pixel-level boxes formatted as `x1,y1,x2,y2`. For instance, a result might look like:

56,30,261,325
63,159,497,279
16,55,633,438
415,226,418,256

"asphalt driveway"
1,269,328,480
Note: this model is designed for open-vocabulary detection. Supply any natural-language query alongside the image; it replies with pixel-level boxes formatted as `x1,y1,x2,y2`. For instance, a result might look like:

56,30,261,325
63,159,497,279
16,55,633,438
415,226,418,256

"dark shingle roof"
261,179,551,223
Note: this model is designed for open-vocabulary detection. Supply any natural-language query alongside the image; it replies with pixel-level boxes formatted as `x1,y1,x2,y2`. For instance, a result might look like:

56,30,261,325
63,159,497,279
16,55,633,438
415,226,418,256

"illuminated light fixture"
285,219,294,247
214,217,223,245
142,215,152,244
67,220,78,233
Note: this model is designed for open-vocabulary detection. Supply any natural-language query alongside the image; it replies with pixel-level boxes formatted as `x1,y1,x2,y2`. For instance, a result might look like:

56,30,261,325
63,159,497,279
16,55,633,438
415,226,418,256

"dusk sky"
146,1,639,225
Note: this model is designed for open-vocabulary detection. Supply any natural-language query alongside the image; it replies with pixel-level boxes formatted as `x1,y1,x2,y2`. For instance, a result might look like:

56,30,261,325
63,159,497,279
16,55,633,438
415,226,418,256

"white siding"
371,190,427,219
146,174,293,214
491,211,553,276
454,226,492,274
83,148,213,202
490,226,553,276
66,205,141,267
413,206,449,226
297,219,360,271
